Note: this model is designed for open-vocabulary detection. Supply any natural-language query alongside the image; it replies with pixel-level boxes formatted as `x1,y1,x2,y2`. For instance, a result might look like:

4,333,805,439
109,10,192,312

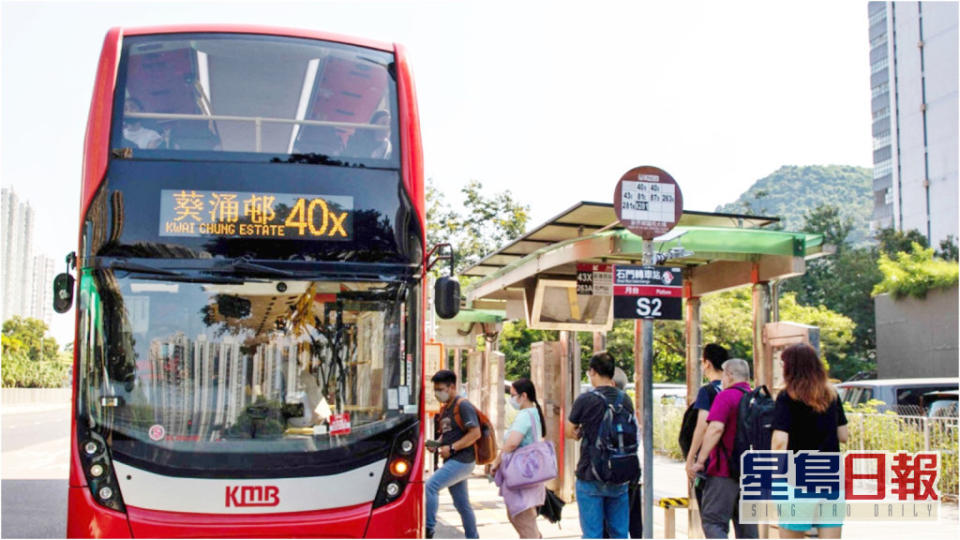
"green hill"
717,165,873,246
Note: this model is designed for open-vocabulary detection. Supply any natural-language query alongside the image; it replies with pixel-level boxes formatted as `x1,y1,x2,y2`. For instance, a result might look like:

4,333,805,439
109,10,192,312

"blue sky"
1,0,873,342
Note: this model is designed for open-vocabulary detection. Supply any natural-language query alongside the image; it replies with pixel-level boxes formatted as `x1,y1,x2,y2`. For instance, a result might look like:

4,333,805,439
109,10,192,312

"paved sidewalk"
432,456,959,539
433,456,693,539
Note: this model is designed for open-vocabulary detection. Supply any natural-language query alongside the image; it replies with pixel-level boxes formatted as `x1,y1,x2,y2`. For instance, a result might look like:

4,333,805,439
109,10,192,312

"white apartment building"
868,2,959,246
2,187,55,325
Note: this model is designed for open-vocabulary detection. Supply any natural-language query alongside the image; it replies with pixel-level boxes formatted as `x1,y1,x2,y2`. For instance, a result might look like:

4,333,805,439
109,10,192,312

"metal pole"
641,239,654,539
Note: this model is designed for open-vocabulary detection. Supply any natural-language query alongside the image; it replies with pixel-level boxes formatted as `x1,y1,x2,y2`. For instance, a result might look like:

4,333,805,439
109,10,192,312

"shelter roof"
462,201,780,278
463,202,829,305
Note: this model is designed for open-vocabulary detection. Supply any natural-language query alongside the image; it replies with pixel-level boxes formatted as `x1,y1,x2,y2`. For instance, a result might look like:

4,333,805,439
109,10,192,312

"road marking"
2,436,70,480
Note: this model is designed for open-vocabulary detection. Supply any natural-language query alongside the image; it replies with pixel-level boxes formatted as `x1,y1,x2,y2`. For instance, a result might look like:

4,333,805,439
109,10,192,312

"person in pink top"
691,358,758,539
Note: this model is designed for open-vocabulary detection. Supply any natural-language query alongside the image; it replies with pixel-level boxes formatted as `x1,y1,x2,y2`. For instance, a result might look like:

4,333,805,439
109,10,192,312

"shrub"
873,243,959,299
1,349,71,388
843,401,958,496
653,402,685,460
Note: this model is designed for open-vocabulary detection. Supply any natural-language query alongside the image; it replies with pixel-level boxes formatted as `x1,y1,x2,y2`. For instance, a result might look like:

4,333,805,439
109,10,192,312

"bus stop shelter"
454,201,828,531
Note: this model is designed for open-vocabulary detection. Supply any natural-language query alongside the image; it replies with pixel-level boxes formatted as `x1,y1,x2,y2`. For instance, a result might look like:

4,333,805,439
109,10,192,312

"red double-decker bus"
63,25,444,538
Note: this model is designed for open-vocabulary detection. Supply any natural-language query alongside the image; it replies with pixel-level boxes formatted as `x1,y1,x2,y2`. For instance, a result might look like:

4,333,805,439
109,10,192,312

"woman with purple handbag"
490,379,557,538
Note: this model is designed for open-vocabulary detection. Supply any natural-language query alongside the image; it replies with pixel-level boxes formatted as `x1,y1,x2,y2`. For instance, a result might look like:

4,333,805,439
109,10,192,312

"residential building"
2,187,56,325
868,2,959,246
29,254,56,325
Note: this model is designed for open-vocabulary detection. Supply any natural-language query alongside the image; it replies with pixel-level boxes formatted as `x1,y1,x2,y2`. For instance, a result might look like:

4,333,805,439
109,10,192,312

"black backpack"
722,385,776,479
587,390,640,485
678,383,720,459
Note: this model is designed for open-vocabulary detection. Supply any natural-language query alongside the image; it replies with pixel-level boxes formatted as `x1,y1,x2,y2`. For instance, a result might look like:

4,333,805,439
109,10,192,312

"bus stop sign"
612,264,683,320
614,166,683,240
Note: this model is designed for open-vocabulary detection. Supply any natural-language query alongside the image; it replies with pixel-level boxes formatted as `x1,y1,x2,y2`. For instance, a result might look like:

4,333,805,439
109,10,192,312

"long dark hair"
782,343,835,413
512,378,546,438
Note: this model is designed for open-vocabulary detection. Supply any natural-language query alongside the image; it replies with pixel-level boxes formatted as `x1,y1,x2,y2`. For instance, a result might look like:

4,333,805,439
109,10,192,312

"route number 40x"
284,198,348,237
635,297,663,317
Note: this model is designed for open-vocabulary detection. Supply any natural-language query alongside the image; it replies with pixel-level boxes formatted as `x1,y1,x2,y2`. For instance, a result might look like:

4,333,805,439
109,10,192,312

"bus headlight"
77,426,125,513
373,420,419,509
389,458,409,477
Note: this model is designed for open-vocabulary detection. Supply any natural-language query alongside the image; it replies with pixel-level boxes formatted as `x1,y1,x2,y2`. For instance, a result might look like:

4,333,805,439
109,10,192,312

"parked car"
580,382,687,406
837,377,960,415
922,389,958,417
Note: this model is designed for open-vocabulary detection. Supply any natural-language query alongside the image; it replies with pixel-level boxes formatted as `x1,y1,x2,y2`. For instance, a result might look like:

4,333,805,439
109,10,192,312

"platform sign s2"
159,189,353,241
612,265,683,320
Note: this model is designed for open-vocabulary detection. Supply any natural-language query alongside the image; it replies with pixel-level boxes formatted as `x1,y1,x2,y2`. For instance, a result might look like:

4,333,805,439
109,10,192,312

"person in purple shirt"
691,358,758,539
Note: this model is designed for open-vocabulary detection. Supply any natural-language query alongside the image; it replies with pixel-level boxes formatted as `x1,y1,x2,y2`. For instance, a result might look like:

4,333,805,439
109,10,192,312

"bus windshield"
112,34,398,165
78,269,420,466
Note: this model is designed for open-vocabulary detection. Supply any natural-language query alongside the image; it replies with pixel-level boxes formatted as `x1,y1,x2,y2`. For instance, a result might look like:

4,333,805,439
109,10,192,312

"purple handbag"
502,409,558,489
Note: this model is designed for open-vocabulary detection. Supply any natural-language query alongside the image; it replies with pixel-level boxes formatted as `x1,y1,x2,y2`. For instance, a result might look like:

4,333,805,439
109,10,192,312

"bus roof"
118,25,395,53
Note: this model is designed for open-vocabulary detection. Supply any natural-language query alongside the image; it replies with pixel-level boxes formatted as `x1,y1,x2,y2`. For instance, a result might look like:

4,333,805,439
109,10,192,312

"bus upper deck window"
116,35,398,163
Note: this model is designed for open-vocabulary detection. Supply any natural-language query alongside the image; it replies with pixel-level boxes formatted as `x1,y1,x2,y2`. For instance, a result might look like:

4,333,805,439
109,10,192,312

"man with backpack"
425,370,482,539
681,343,728,475
690,359,759,539
566,352,640,539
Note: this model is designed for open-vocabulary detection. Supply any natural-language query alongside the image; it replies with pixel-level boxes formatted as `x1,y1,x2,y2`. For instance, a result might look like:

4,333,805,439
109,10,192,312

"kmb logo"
225,485,280,507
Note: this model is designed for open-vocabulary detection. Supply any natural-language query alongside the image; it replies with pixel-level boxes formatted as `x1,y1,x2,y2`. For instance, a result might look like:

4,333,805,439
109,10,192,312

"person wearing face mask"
565,352,635,539
489,379,547,538
425,370,481,539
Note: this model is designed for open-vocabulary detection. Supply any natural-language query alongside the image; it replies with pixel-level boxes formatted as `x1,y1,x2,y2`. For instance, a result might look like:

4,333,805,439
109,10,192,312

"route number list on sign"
619,177,677,224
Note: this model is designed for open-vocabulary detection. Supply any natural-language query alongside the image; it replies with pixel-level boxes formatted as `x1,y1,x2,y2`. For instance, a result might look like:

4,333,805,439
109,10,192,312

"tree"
577,320,651,382
499,320,557,380
426,178,530,273
2,316,59,363
701,288,855,378
937,235,959,262
781,205,883,379
802,204,854,251
876,228,929,257
1,316,70,388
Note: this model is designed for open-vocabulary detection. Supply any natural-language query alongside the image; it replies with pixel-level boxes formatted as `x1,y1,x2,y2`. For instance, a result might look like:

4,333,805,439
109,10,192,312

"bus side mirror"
435,276,460,319
53,273,75,314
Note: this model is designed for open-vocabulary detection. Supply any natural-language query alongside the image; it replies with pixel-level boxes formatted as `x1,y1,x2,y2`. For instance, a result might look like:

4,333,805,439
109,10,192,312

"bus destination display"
159,189,353,241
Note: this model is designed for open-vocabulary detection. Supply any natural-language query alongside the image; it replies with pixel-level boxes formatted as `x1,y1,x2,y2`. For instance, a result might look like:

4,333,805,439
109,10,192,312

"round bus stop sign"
613,166,683,240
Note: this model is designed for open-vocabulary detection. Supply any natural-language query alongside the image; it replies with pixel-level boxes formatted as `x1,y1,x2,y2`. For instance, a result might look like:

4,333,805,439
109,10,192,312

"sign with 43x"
612,264,683,320
576,263,613,296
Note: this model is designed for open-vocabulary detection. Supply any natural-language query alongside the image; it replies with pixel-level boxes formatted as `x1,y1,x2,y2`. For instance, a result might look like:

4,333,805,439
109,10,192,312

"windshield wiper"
108,259,182,276
208,257,295,278
104,259,244,283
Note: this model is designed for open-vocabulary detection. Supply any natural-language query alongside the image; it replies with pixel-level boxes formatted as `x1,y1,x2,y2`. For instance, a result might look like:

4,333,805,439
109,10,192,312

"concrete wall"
876,285,959,378
0,388,72,409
